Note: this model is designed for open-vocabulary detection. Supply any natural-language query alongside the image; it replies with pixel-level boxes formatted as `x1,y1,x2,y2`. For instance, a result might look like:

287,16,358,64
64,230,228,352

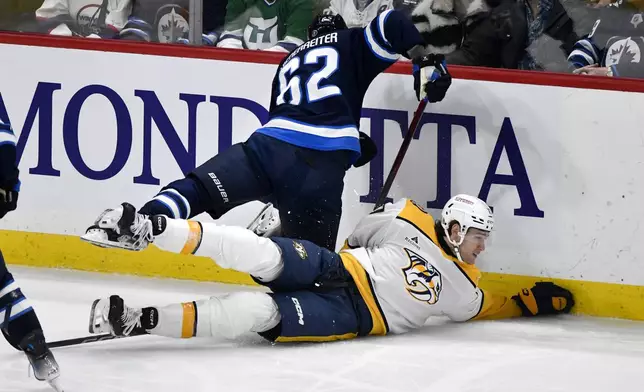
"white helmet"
441,194,494,247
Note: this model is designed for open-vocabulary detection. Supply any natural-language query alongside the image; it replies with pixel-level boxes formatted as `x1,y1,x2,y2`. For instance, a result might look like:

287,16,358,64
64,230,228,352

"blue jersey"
256,10,424,162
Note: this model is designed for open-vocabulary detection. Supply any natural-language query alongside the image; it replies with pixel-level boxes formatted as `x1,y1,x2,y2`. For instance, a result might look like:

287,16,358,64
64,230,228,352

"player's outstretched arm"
450,282,575,321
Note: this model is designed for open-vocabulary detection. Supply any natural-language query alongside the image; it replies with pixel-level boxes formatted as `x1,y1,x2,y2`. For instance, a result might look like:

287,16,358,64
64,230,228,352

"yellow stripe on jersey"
396,199,482,285
180,221,202,255
275,333,358,343
180,302,196,338
339,252,387,336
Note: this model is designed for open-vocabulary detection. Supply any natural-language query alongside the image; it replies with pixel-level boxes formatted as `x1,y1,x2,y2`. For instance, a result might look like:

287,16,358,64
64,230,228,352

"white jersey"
339,198,517,335
325,0,393,28
36,0,132,33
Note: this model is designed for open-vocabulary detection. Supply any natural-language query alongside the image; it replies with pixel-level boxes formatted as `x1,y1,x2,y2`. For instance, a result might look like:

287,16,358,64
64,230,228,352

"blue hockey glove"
0,184,19,220
413,54,452,103
0,121,19,219
567,37,600,70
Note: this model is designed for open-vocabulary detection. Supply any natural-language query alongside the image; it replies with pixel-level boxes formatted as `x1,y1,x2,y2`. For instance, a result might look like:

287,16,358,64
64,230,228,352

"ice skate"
81,203,153,251
89,295,148,337
20,330,64,392
247,203,282,238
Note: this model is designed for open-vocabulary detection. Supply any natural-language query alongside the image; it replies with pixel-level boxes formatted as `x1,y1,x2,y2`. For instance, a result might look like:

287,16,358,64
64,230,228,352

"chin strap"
443,226,466,263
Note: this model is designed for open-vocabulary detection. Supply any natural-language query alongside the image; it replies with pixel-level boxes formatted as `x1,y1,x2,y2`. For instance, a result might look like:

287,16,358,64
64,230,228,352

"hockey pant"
138,132,353,251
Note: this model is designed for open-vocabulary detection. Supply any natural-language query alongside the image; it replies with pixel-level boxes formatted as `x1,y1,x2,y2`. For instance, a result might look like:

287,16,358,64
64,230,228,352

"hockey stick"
374,99,428,210
48,330,147,349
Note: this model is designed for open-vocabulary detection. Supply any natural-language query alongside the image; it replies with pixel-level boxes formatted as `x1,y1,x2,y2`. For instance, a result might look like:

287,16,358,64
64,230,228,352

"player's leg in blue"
0,251,62,391
258,289,367,342
259,237,351,292
253,237,378,341
82,136,277,249
272,147,352,251
138,138,273,220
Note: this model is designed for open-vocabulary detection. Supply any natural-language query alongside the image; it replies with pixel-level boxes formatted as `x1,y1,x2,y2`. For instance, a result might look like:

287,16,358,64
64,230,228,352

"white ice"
1,266,643,392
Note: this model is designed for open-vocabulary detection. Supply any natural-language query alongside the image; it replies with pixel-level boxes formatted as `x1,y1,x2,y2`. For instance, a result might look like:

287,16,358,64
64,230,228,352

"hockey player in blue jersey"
0,122,63,391
82,11,452,252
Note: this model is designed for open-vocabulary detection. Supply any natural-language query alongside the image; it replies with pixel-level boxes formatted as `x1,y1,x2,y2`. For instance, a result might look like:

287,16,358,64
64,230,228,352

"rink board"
1,35,644,320
2,229,643,320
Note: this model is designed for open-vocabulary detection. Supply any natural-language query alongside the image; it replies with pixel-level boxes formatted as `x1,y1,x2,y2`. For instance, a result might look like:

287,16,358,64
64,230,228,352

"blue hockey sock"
0,273,41,350
139,177,210,219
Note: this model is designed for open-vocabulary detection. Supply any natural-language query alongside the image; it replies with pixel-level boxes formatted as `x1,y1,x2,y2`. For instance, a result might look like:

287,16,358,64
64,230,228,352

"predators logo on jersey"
402,248,442,305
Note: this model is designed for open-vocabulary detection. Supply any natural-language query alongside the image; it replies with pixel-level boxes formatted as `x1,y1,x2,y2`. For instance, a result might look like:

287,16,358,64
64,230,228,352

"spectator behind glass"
35,0,132,38
318,0,490,56
444,0,579,69
402,0,492,55
216,0,313,52
569,0,644,77
322,0,393,28
119,0,226,44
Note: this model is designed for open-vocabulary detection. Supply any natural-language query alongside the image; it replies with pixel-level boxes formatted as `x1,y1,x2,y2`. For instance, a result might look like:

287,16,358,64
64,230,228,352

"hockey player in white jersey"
86,194,574,343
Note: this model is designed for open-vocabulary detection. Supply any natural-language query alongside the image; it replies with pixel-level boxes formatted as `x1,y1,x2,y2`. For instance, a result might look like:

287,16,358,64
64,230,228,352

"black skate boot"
89,295,150,337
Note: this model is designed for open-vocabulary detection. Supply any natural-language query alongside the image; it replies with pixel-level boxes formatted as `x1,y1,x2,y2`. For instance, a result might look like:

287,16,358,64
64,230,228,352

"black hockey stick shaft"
48,330,146,349
374,99,428,210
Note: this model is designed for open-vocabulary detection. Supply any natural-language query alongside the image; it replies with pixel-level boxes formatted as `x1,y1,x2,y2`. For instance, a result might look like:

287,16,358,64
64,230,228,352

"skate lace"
130,213,154,250
121,306,143,336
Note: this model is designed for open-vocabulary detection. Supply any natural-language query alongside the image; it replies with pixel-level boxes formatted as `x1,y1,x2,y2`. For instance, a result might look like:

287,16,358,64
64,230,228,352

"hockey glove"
567,37,601,70
354,131,378,168
413,54,452,103
0,183,19,220
512,282,574,317
0,121,19,220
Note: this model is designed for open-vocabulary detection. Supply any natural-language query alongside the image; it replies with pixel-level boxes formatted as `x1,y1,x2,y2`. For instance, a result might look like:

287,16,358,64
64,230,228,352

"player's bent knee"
197,225,284,281
197,291,281,340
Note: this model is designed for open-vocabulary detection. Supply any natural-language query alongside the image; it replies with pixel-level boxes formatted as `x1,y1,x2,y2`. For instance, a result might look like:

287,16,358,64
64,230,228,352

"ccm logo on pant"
291,297,305,325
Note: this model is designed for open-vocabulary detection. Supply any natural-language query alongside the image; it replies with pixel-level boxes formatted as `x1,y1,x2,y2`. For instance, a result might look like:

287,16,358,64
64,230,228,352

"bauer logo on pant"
293,241,308,260
401,248,442,305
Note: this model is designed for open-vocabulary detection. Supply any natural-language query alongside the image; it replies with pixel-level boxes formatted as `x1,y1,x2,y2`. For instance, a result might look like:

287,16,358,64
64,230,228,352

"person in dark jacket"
445,0,579,69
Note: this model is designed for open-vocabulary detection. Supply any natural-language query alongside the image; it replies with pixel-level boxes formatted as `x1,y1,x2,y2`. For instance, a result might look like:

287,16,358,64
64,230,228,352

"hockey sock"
151,216,283,281
0,272,42,350
146,292,280,339
139,177,210,219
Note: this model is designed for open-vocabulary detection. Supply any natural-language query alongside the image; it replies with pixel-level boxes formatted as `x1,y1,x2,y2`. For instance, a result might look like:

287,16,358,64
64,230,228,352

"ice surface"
2,266,643,392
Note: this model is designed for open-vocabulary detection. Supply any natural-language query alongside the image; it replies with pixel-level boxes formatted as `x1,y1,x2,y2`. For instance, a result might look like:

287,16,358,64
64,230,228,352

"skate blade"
88,298,101,334
246,203,271,230
88,298,113,334
80,231,140,251
246,202,274,230
48,376,64,392
27,362,64,392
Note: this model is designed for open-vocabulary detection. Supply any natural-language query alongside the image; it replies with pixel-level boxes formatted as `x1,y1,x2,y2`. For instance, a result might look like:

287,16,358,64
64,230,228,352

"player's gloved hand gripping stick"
374,54,452,210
